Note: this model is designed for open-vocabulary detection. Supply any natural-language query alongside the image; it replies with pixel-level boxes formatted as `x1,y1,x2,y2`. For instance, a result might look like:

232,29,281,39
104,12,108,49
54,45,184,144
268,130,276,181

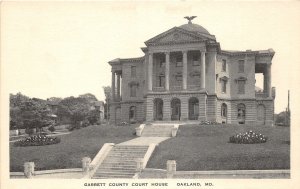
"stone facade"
108,20,275,125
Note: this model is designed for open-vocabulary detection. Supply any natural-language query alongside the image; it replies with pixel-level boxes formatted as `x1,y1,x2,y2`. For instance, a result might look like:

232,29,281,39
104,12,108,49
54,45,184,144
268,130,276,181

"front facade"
109,19,275,125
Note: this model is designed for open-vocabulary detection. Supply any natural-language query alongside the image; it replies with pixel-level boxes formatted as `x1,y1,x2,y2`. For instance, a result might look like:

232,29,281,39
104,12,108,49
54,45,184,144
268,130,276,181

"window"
221,103,227,118
238,80,245,94
221,79,227,93
129,106,136,120
237,104,246,122
193,103,199,115
176,55,183,67
131,66,136,77
130,85,137,97
175,74,182,81
222,60,226,72
238,60,244,73
193,55,200,66
158,75,165,87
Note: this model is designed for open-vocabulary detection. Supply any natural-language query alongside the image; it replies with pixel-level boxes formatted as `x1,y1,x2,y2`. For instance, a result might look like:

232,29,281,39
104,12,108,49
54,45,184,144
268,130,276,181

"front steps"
141,125,174,137
92,145,148,179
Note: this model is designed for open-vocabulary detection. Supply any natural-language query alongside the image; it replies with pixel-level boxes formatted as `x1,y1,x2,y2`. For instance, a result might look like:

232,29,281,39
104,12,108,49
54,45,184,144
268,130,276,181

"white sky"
1,1,300,113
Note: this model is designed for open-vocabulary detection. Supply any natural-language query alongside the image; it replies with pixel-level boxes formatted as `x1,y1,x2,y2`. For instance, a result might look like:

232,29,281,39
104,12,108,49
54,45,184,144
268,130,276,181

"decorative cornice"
220,50,275,57
146,39,206,47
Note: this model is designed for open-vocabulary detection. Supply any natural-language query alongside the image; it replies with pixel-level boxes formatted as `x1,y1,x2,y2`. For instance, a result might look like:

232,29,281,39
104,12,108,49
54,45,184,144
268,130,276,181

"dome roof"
179,23,210,35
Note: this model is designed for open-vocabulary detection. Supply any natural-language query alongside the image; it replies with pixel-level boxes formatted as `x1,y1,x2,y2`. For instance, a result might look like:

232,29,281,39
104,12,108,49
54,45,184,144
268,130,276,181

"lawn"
147,124,290,171
10,124,137,172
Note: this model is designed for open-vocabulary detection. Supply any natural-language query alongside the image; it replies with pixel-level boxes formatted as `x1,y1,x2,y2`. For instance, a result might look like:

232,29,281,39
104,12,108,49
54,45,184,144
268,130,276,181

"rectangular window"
130,85,136,97
131,66,136,77
176,55,183,67
158,75,165,87
238,60,245,73
175,75,182,81
193,55,200,66
222,60,226,72
221,80,227,93
238,80,245,94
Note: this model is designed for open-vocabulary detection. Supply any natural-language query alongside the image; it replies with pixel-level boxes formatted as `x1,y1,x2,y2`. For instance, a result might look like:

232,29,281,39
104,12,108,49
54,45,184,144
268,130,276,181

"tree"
103,86,111,120
19,99,53,133
79,93,98,103
47,97,62,103
57,97,91,127
10,93,30,130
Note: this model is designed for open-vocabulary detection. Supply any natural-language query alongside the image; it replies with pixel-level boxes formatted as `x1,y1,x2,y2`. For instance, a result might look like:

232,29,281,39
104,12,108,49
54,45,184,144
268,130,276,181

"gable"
145,27,208,46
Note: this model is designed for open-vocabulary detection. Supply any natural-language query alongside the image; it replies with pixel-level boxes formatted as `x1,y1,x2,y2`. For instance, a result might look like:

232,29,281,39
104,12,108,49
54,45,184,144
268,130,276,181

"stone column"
263,72,267,94
24,162,35,178
166,160,176,178
148,53,153,91
267,64,272,97
182,51,188,90
117,73,120,99
82,157,91,173
111,71,115,101
201,51,206,89
165,52,170,91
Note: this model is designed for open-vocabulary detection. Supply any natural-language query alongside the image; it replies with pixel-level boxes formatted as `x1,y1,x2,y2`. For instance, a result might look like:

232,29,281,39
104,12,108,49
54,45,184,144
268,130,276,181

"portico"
148,50,206,92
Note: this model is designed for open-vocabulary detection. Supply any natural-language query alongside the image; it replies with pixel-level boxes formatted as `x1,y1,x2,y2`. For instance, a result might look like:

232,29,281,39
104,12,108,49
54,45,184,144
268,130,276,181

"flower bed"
14,134,61,147
199,121,220,125
229,130,267,144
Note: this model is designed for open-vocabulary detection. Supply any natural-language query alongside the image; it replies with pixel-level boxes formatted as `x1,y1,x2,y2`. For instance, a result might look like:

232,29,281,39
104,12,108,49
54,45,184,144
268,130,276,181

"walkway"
91,123,175,178
118,137,170,146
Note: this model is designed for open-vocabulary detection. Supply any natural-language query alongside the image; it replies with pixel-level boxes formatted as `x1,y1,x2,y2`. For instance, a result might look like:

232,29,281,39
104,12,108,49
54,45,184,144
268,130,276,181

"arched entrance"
257,104,266,125
237,103,246,124
221,103,227,124
154,98,163,120
171,98,181,120
129,106,136,123
188,97,199,120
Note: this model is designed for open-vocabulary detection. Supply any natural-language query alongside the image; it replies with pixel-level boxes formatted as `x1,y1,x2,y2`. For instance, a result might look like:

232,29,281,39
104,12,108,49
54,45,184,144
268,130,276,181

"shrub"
48,125,55,132
229,130,267,144
199,121,220,125
25,128,35,135
13,134,61,147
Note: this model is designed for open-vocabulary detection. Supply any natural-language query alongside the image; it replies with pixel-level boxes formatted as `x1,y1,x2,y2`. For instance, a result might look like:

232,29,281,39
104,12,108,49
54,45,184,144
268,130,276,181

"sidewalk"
117,137,170,146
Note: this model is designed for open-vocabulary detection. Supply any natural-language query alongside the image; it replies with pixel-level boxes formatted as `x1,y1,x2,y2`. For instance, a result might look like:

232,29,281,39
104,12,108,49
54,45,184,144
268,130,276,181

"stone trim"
220,50,275,57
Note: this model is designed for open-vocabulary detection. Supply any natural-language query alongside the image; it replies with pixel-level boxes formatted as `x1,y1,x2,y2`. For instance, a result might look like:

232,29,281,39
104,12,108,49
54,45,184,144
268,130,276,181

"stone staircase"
92,145,148,179
141,125,174,137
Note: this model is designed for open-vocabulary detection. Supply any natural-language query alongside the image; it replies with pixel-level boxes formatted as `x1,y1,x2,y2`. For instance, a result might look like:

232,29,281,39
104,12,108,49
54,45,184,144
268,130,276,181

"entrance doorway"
171,98,181,120
154,98,163,120
237,103,246,124
188,97,199,120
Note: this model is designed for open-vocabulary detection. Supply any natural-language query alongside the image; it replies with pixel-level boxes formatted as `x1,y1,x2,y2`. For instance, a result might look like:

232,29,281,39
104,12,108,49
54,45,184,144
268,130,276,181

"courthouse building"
108,18,275,125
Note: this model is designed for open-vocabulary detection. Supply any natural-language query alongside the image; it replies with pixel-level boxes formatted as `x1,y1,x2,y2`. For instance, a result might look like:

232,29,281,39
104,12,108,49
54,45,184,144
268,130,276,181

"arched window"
153,98,163,120
221,103,227,118
237,103,246,124
189,97,199,120
129,106,136,121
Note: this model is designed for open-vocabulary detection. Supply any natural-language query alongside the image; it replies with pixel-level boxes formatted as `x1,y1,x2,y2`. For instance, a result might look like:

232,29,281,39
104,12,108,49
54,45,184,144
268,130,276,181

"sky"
1,1,300,113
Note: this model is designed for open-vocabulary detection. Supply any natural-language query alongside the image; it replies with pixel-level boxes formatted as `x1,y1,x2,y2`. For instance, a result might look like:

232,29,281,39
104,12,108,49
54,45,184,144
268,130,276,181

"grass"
147,124,290,171
10,124,137,172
